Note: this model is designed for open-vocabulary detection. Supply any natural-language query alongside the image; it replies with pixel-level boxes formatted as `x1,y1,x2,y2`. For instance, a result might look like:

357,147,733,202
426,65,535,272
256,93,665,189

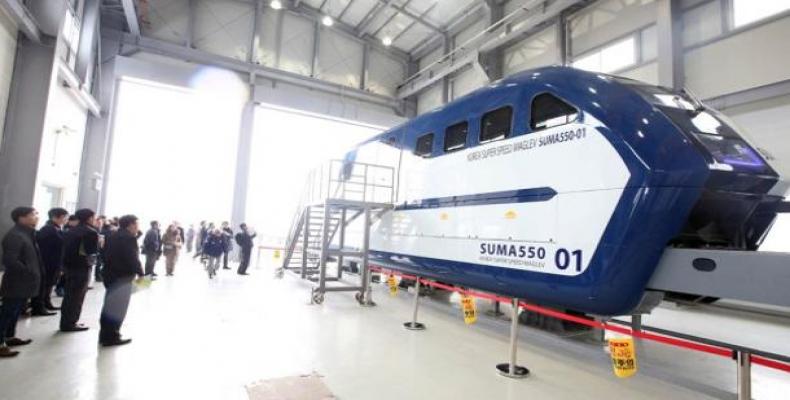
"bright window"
733,0,790,27
573,37,636,74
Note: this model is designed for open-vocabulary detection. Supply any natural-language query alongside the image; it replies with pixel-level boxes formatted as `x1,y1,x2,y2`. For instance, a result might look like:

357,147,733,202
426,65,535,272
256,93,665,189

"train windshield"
618,79,770,173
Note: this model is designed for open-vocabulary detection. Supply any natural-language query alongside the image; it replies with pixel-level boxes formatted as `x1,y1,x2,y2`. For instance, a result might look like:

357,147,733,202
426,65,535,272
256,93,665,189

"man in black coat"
0,207,42,357
59,209,99,332
235,223,256,275
221,221,233,270
30,207,69,315
142,221,161,278
99,215,144,347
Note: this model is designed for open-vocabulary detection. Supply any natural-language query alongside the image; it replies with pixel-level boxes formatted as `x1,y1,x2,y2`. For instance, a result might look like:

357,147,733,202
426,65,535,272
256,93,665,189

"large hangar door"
245,107,383,248
104,78,241,225
725,94,790,252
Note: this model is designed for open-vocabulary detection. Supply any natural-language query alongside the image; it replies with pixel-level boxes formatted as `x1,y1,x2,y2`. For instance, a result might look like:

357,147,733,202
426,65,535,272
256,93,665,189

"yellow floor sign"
609,337,638,378
460,294,477,325
387,275,398,296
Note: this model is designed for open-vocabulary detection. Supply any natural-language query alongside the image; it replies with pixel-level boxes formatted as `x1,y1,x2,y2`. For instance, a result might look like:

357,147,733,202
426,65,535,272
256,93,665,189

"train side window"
531,93,579,130
480,106,513,143
414,133,434,158
444,122,468,153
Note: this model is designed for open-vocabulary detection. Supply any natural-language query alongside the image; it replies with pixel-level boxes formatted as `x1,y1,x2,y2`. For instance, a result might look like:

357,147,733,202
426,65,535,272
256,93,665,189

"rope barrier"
370,265,790,374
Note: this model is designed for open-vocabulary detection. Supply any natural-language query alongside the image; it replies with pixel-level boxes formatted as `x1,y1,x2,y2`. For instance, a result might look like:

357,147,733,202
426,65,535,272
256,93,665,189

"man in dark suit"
99,215,144,347
142,221,161,278
30,207,69,315
0,207,42,357
235,223,256,275
60,209,99,332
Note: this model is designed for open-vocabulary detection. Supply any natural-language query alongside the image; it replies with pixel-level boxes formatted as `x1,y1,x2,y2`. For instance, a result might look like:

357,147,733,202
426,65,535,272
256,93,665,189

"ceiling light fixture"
322,15,334,27
382,36,392,47
270,0,282,10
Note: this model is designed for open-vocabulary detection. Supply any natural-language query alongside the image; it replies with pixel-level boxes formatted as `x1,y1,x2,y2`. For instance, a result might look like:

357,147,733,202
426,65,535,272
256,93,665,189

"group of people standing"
191,221,257,279
0,205,259,359
0,207,144,358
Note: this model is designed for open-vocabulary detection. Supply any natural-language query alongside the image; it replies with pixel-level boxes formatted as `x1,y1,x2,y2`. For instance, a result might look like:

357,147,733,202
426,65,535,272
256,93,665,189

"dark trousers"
99,278,133,343
95,255,104,281
60,268,91,329
0,298,26,345
222,251,230,268
31,266,60,310
238,247,252,274
144,253,158,275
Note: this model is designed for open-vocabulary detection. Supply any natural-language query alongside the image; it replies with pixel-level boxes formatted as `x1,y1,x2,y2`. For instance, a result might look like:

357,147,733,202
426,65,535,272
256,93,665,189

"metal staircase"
278,159,395,305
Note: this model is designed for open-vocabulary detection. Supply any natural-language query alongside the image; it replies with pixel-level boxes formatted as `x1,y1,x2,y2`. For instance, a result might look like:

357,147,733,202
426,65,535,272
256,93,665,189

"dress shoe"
5,338,32,347
60,324,90,332
222,267,231,270
0,346,19,358
238,272,249,275
31,309,57,317
45,303,61,311
101,338,132,347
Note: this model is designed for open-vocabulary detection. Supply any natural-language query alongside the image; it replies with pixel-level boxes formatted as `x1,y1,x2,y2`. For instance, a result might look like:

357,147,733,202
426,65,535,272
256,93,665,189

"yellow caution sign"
609,337,638,378
460,293,477,324
387,275,398,296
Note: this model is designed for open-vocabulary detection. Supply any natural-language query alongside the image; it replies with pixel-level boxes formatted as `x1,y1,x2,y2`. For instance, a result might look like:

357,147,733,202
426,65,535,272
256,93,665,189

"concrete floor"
1,256,789,400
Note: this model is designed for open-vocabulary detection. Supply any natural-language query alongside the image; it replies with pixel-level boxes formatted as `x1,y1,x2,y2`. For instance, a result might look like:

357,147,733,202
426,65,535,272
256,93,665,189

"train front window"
531,93,578,131
444,122,468,153
414,133,434,158
480,106,512,143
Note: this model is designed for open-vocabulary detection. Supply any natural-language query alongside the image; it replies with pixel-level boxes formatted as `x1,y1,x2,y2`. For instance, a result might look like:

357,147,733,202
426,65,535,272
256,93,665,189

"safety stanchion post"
496,298,529,378
737,351,752,400
631,314,642,333
403,277,426,330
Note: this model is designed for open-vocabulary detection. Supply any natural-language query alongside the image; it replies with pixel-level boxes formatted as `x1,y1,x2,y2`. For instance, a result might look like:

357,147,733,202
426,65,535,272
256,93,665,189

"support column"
480,0,504,81
229,96,256,244
0,37,57,235
74,0,100,85
77,39,120,212
441,34,451,104
657,0,684,90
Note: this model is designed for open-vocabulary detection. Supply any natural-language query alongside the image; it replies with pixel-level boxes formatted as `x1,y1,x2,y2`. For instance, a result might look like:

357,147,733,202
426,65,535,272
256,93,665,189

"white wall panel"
0,7,16,151
618,61,658,84
193,0,254,61
682,0,722,47
451,67,487,100
367,49,405,97
279,13,314,76
317,28,363,88
569,0,657,56
503,24,559,76
450,19,488,100
143,0,189,44
419,46,443,70
417,83,442,115
685,15,790,99
724,94,790,180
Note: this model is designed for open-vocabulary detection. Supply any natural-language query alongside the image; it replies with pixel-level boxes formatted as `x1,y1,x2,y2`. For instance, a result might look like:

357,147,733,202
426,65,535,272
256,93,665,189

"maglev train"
340,66,785,316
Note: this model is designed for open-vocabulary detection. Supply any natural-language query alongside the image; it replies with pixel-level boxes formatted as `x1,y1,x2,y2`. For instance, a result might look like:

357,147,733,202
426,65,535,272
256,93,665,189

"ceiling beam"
390,1,436,44
108,30,403,109
120,0,140,36
375,0,440,33
356,0,390,34
408,1,487,59
371,0,412,37
338,0,356,20
0,0,42,43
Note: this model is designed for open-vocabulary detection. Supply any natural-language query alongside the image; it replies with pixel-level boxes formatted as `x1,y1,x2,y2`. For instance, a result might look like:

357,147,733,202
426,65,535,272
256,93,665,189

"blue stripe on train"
395,187,557,211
